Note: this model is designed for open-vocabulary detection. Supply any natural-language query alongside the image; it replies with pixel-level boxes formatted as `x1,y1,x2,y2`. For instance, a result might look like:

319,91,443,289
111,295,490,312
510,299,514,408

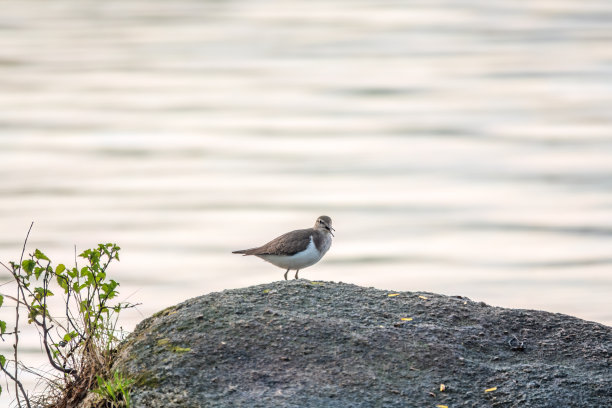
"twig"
42,324,77,378
41,263,78,378
14,221,34,408
1,365,31,408
58,272,86,348
87,249,118,341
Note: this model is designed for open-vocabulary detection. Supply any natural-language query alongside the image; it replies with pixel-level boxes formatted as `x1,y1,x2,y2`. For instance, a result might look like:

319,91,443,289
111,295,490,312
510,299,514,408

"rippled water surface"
1,0,612,404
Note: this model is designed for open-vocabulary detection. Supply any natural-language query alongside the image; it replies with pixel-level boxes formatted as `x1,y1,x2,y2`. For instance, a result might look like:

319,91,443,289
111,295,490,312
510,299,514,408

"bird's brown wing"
232,228,313,256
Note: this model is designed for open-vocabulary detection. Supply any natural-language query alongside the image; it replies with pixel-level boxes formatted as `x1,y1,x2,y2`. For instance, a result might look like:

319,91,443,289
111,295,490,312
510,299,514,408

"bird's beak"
328,226,335,237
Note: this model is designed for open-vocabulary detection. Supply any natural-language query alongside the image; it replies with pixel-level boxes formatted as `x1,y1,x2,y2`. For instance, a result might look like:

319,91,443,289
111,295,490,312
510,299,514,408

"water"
1,0,612,405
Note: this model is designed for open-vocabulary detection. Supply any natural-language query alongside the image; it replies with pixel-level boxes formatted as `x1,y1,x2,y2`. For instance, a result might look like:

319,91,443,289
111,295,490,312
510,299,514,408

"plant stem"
1,366,31,408
14,281,21,408
13,221,33,408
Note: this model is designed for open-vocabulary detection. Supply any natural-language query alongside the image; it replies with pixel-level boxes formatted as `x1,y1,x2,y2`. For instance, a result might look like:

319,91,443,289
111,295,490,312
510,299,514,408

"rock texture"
110,281,611,407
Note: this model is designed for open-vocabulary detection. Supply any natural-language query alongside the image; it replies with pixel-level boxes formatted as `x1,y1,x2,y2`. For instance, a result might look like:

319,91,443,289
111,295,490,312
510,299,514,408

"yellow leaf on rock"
484,386,497,393
388,293,399,297
439,383,446,391
437,405,448,408
418,295,429,300
401,317,413,321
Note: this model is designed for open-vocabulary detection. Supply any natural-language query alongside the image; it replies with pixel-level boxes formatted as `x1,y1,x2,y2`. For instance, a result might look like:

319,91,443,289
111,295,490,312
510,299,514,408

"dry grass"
33,335,120,408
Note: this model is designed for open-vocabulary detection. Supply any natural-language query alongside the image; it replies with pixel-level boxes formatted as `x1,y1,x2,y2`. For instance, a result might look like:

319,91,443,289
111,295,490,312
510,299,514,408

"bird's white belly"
259,238,321,270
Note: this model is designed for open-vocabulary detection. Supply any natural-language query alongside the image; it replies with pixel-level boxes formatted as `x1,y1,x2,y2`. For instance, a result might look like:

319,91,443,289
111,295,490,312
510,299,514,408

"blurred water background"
1,0,612,404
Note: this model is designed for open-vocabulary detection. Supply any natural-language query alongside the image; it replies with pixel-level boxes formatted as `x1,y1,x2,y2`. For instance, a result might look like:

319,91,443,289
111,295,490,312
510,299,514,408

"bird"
232,215,334,280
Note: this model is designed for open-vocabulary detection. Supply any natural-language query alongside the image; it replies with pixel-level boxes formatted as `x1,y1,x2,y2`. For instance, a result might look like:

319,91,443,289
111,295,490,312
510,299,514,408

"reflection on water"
1,0,612,404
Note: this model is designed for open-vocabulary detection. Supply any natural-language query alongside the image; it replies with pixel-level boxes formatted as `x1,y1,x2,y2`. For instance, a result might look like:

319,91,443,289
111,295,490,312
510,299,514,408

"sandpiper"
232,216,334,280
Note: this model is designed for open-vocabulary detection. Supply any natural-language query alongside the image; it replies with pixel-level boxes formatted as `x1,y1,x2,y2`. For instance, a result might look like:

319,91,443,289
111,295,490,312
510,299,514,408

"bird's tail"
232,249,255,255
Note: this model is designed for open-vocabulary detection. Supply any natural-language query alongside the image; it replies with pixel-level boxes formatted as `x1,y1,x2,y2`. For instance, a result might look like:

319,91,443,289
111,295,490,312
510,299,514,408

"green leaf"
102,280,119,297
34,287,45,298
0,321,6,335
0,294,3,308
91,252,100,265
34,266,44,280
100,244,110,257
0,354,5,368
63,331,77,342
55,263,66,274
96,271,106,282
67,267,78,278
22,259,35,274
28,307,40,323
57,275,69,292
34,249,49,261
81,266,91,278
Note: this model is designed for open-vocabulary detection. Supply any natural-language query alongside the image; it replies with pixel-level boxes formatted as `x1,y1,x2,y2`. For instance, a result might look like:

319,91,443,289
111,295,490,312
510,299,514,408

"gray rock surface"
110,281,611,407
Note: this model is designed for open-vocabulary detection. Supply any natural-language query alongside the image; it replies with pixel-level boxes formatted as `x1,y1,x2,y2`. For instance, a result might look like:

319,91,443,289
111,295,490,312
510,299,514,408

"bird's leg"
294,270,300,279
284,269,289,280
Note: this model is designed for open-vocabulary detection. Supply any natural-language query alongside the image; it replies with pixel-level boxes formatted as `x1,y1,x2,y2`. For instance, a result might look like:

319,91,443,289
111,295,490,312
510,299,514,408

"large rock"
110,280,611,407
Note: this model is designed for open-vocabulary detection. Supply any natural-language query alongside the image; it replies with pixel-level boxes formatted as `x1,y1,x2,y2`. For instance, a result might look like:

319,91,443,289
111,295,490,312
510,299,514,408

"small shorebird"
232,216,334,280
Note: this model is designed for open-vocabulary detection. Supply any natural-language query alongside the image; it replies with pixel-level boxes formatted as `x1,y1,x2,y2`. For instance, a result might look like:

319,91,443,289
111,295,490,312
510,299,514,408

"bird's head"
315,215,334,237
